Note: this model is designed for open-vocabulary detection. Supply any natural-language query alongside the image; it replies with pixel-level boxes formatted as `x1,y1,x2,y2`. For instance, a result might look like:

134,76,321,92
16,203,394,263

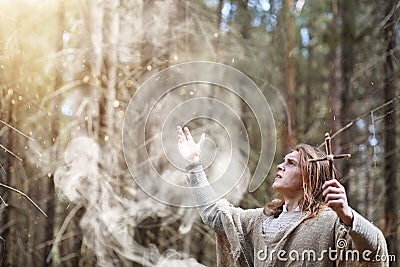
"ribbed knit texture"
186,164,389,267
262,207,301,237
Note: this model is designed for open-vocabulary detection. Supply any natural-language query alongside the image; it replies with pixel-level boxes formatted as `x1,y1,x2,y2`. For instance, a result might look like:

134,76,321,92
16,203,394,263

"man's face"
272,151,304,198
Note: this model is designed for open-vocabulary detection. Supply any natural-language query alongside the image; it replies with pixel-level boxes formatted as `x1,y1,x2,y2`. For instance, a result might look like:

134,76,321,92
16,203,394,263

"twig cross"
309,132,351,180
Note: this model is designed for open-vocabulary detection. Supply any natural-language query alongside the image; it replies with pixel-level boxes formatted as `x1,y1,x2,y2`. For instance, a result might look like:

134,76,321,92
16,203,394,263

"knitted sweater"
186,163,389,267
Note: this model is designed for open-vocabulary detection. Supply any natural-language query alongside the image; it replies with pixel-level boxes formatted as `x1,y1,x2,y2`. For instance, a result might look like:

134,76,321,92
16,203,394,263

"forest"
0,0,399,266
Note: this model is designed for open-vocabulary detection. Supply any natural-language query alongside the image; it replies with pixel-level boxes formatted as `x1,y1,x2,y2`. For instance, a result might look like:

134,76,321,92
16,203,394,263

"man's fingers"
183,127,193,142
322,186,343,198
324,193,345,202
177,126,186,142
325,199,346,208
177,134,184,144
177,126,184,134
322,179,343,190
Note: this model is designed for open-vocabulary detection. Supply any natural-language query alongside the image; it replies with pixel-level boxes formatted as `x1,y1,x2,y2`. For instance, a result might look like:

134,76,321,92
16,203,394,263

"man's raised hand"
322,179,354,226
176,126,205,163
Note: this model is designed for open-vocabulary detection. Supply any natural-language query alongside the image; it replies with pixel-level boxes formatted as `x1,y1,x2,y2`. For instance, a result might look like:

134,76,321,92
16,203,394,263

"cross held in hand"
308,132,351,180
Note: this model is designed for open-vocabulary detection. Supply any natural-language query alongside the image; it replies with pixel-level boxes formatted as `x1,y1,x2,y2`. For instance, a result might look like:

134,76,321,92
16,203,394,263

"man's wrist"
341,207,354,226
185,161,202,171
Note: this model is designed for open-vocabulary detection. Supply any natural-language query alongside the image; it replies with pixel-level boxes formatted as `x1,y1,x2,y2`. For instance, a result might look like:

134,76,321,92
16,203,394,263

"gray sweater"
186,163,389,267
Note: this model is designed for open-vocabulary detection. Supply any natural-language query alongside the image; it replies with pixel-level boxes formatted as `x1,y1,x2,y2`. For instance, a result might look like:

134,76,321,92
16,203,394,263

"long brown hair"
264,144,339,218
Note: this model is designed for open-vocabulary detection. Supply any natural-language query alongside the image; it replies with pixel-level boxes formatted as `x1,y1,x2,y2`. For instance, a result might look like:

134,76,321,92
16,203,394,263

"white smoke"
51,135,208,266
54,137,100,203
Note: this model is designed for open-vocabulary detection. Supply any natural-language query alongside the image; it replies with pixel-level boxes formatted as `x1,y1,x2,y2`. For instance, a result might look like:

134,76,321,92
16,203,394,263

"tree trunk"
329,0,342,136
212,0,224,59
100,0,120,145
238,0,251,40
140,0,156,83
283,0,296,148
364,146,374,219
133,0,173,256
2,91,16,267
90,0,104,140
4,15,25,266
338,0,355,190
304,17,315,136
43,2,66,266
0,59,11,266
383,0,398,261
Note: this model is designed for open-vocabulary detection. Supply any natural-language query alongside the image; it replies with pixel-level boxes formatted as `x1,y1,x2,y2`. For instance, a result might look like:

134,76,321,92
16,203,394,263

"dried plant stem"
0,195,7,206
0,118,46,217
46,203,82,263
0,182,47,217
0,119,34,142
0,144,22,162
0,164,6,175
319,95,400,148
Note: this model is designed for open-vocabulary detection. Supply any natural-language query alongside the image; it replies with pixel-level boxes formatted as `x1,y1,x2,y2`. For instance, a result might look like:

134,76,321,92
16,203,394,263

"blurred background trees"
0,0,398,266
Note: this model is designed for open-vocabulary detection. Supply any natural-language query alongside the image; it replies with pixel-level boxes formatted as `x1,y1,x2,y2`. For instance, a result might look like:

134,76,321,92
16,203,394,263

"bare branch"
0,182,47,217
0,119,34,142
319,95,400,148
0,144,23,162
46,203,82,263
0,163,6,175
0,195,8,206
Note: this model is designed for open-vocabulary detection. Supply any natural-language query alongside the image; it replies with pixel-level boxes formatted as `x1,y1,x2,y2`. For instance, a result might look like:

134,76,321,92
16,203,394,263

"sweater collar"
282,205,301,212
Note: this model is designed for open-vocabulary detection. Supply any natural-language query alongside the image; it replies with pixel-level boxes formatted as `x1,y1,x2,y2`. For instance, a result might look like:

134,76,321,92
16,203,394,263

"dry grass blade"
0,144,23,162
0,119,34,142
0,182,47,217
46,203,82,263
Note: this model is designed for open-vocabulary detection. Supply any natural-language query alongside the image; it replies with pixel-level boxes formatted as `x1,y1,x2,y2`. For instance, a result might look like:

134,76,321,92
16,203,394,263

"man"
177,126,388,266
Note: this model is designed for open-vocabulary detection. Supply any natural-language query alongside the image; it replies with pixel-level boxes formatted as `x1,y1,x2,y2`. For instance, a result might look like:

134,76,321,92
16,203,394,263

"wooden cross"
308,132,351,180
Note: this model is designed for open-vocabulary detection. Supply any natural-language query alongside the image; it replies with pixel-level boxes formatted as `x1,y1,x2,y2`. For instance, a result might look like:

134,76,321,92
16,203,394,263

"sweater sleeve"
185,163,265,266
348,209,379,250
336,208,389,266
185,162,224,231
